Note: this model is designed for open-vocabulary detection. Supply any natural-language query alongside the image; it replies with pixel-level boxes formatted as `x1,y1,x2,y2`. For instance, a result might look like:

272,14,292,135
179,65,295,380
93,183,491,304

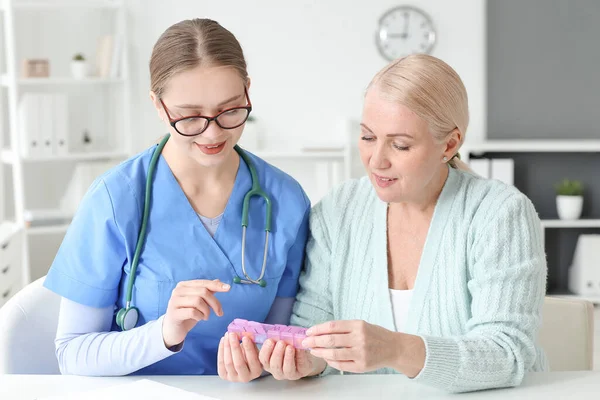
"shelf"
3,0,122,10
1,149,127,164
0,76,124,87
541,219,600,228
464,140,600,154
548,293,600,305
253,150,346,159
26,224,69,236
0,220,21,240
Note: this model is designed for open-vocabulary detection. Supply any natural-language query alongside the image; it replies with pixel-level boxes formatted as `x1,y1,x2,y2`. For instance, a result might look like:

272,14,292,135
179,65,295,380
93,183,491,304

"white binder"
39,93,54,157
314,161,331,203
491,158,514,186
52,93,69,156
468,158,490,178
568,234,600,295
18,93,42,158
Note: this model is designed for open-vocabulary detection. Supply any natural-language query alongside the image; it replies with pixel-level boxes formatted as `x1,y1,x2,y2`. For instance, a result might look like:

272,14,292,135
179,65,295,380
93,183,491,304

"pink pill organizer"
227,319,308,349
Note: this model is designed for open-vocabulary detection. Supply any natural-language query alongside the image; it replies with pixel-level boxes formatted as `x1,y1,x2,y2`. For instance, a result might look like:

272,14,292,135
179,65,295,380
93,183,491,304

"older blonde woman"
257,54,548,393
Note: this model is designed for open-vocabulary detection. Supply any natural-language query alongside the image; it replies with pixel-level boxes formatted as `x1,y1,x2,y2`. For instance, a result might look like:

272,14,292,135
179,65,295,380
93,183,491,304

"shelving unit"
462,140,600,303
462,139,600,160
254,150,346,160
25,224,70,236
541,219,600,229
0,75,125,86
252,145,352,206
0,0,131,292
1,148,127,163
2,1,122,10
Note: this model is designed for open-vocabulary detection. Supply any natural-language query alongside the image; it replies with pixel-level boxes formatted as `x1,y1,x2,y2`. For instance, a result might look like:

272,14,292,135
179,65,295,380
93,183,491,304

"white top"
389,288,414,332
197,213,224,237
3,373,600,400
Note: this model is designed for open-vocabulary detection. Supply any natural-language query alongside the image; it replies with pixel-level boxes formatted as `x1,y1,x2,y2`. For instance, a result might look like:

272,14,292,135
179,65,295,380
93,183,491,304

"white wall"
4,1,486,280
126,0,486,153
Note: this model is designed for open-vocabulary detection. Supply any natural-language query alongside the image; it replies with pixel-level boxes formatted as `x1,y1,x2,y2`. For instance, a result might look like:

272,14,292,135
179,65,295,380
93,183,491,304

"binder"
468,158,490,178
314,161,331,202
109,34,123,78
491,158,514,186
53,93,69,156
18,93,42,158
95,35,114,77
568,234,600,295
39,93,54,157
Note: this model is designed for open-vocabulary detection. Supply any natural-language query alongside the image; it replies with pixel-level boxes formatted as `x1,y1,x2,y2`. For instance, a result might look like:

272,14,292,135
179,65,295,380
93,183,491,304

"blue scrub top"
44,142,311,375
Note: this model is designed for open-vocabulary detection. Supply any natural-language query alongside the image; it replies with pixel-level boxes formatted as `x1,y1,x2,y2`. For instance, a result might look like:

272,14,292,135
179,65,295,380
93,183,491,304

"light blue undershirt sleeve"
55,297,295,376
54,298,180,376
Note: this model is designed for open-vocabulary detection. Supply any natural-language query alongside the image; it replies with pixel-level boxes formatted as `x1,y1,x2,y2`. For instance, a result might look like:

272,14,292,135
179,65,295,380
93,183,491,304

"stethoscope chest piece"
233,275,267,287
116,305,140,331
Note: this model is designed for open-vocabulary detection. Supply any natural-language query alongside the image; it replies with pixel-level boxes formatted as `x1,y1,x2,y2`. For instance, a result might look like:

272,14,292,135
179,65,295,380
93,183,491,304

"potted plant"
554,179,584,220
71,53,88,79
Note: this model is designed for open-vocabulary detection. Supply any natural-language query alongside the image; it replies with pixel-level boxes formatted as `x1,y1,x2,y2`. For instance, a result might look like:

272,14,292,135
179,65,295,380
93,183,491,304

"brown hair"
149,18,248,98
368,54,470,170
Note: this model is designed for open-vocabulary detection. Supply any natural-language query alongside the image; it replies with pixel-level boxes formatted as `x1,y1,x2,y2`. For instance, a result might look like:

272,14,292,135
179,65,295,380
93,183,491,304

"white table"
1,372,599,399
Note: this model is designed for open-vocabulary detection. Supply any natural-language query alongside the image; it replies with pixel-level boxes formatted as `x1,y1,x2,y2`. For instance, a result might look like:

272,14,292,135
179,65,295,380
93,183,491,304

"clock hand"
401,12,409,39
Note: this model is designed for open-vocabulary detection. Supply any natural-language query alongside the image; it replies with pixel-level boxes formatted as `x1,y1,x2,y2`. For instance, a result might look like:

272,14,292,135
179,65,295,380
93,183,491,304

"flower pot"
556,195,583,220
70,61,88,79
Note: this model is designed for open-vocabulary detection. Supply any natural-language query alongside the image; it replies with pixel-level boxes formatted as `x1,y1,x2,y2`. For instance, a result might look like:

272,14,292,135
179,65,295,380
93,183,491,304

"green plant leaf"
554,179,584,196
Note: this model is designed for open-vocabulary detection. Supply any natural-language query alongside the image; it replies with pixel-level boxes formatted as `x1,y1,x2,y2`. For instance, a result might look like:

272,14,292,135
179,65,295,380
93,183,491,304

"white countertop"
1,372,599,399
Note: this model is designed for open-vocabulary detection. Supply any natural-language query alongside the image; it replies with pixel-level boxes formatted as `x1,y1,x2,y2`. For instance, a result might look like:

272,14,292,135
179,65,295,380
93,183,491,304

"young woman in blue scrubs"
43,18,310,379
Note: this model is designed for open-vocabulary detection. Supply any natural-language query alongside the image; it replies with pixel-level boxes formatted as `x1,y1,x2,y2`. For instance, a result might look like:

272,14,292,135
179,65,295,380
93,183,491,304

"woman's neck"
161,141,240,217
388,165,449,218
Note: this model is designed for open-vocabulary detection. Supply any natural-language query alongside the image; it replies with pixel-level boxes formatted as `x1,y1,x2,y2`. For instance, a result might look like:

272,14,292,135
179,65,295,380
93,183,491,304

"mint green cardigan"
291,166,548,393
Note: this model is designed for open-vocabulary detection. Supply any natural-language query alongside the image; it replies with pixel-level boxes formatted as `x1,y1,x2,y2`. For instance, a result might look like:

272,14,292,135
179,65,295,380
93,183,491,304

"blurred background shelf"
0,0,130,287
1,149,127,163
0,76,125,86
2,0,122,10
25,224,70,236
541,219,600,229
463,140,600,156
253,150,346,159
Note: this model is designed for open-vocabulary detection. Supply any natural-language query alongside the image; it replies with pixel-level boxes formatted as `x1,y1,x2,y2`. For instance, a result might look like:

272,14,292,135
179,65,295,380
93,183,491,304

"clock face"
376,6,436,61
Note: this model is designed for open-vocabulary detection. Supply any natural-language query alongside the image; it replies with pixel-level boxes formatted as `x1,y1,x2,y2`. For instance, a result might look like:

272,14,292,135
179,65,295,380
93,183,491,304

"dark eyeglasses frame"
159,88,252,137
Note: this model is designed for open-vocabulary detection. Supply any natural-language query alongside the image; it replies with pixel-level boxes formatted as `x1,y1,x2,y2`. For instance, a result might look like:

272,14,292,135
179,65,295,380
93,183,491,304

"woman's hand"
162,279,230,348
259,339,327,380
301,320,425,376
217,333,263,383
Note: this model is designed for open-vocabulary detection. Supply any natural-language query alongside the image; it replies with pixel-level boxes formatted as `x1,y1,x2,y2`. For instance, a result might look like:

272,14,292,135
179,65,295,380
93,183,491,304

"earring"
443,156,448,162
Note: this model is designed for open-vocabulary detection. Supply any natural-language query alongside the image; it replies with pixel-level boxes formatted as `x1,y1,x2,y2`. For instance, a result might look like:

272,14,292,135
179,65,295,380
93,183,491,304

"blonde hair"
150,18,248,98
367,54,470,171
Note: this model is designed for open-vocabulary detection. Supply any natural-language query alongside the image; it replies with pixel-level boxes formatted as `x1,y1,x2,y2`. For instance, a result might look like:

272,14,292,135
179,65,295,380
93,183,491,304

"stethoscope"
116,134,272,331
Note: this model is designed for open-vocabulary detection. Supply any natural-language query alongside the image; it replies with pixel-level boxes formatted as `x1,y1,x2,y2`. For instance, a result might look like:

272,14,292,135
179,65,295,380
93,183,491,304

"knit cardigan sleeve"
412,192,547,393
291,200,334,329
290,199,340,377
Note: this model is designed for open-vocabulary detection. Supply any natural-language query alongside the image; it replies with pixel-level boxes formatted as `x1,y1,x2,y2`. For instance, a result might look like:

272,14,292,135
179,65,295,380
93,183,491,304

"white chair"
539,296,595,371
0,276,61,374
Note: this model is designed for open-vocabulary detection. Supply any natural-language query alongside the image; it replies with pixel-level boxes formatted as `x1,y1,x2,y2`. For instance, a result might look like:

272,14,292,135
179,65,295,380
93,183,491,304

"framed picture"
21,59,49,78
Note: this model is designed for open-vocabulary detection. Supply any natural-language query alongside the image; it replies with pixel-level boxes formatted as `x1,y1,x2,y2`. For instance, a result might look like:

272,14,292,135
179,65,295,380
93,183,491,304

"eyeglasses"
160,88,252,137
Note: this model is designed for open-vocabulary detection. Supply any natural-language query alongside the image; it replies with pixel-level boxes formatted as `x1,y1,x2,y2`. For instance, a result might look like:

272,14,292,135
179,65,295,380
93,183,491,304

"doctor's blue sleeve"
276,203,310,298
44,178,127,308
